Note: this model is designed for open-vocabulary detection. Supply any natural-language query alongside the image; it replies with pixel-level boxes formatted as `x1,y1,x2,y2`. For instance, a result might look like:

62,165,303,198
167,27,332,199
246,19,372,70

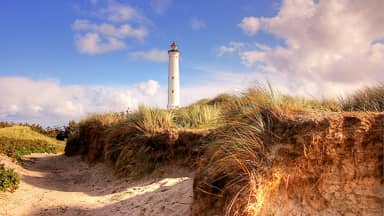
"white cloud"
217,42,245,56
239,16,260,36
234,0,384,96
191,17,206,30
137,80,161,96
6,105,20,116
72,1,149,54
150,0,172,15
74,32,126,54
192,66,369,100
73,19,147,40
0,77,166,125
103,1,149,24
128,49,168,62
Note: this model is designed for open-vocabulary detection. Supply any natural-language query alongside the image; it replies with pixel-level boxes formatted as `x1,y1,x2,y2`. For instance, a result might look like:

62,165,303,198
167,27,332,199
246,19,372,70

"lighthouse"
167,41,180,110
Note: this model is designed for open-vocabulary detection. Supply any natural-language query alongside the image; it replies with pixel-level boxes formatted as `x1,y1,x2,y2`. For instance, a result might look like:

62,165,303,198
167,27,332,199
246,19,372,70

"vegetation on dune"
341,84,384,111
192,85,384,215
64,112,127,160
0,126,65,160
64,84,384,215
65,105,215,177
132,106,175,130
0,122,70,140
193,110,270,215
174,104,222,129
65,84,343,178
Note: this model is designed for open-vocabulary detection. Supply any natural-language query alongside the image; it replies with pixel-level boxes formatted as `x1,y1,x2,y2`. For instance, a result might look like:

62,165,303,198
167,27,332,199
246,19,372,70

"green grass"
0,126,65,159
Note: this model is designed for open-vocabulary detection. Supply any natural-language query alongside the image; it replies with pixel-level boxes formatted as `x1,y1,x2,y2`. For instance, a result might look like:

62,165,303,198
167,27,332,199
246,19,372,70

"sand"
0,153,193,216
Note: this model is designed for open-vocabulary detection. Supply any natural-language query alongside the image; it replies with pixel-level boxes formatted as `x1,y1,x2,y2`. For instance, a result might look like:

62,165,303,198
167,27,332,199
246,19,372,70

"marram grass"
174,104,222,129
341,84,384,111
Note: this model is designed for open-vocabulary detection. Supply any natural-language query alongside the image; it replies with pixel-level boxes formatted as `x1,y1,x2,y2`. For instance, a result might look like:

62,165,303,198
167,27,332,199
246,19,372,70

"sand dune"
0,153,193,216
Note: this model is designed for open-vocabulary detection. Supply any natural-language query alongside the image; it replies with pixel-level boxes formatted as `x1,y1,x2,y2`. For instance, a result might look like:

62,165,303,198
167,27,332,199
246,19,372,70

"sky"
0,0,383,126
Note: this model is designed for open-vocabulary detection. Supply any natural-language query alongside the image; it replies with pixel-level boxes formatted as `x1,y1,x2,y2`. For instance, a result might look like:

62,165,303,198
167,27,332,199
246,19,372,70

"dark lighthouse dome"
168,41,179,53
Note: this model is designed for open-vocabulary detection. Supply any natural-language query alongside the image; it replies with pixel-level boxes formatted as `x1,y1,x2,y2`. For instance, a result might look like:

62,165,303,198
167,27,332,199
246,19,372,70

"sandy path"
0,153,193,216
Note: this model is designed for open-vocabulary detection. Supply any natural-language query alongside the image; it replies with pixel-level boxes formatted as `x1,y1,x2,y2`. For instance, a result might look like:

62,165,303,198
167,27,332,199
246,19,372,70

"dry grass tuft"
130,105,175,131
64,112,127,159
341,84,384,111
193,109,272,215
174,104,222,129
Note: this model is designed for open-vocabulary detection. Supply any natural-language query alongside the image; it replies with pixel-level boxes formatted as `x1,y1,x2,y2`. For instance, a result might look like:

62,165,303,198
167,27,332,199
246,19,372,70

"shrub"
0,163,20,192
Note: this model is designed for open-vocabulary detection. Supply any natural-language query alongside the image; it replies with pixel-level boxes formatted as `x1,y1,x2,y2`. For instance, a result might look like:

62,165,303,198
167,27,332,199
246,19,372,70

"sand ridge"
0,153,193,216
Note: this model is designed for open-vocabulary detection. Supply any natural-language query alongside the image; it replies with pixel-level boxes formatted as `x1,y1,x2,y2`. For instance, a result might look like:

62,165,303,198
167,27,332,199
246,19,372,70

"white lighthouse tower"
167,41,180,110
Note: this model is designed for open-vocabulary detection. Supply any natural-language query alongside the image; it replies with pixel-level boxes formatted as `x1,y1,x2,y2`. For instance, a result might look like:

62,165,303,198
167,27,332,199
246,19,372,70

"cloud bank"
137,80,161,95
0,75,245,126
0,77,164,125
232,0,384,96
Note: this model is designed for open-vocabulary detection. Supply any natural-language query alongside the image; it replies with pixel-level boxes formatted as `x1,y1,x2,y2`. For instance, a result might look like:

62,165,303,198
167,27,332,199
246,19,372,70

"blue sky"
1,0,383,125
0,0,279,85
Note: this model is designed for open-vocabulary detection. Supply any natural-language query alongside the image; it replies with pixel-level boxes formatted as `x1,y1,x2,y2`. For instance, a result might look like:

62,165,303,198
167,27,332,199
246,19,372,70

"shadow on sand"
19,154,191,197
27,178,193,216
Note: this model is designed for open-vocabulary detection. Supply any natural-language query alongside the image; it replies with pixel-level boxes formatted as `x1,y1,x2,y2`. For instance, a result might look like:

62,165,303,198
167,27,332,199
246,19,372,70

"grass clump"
174,104,222,129
64,112,127,159
0,126,65,160
131,105,175,131
193,108,271,215
341,84,384,111
196,93,235,106
0,162,20,192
